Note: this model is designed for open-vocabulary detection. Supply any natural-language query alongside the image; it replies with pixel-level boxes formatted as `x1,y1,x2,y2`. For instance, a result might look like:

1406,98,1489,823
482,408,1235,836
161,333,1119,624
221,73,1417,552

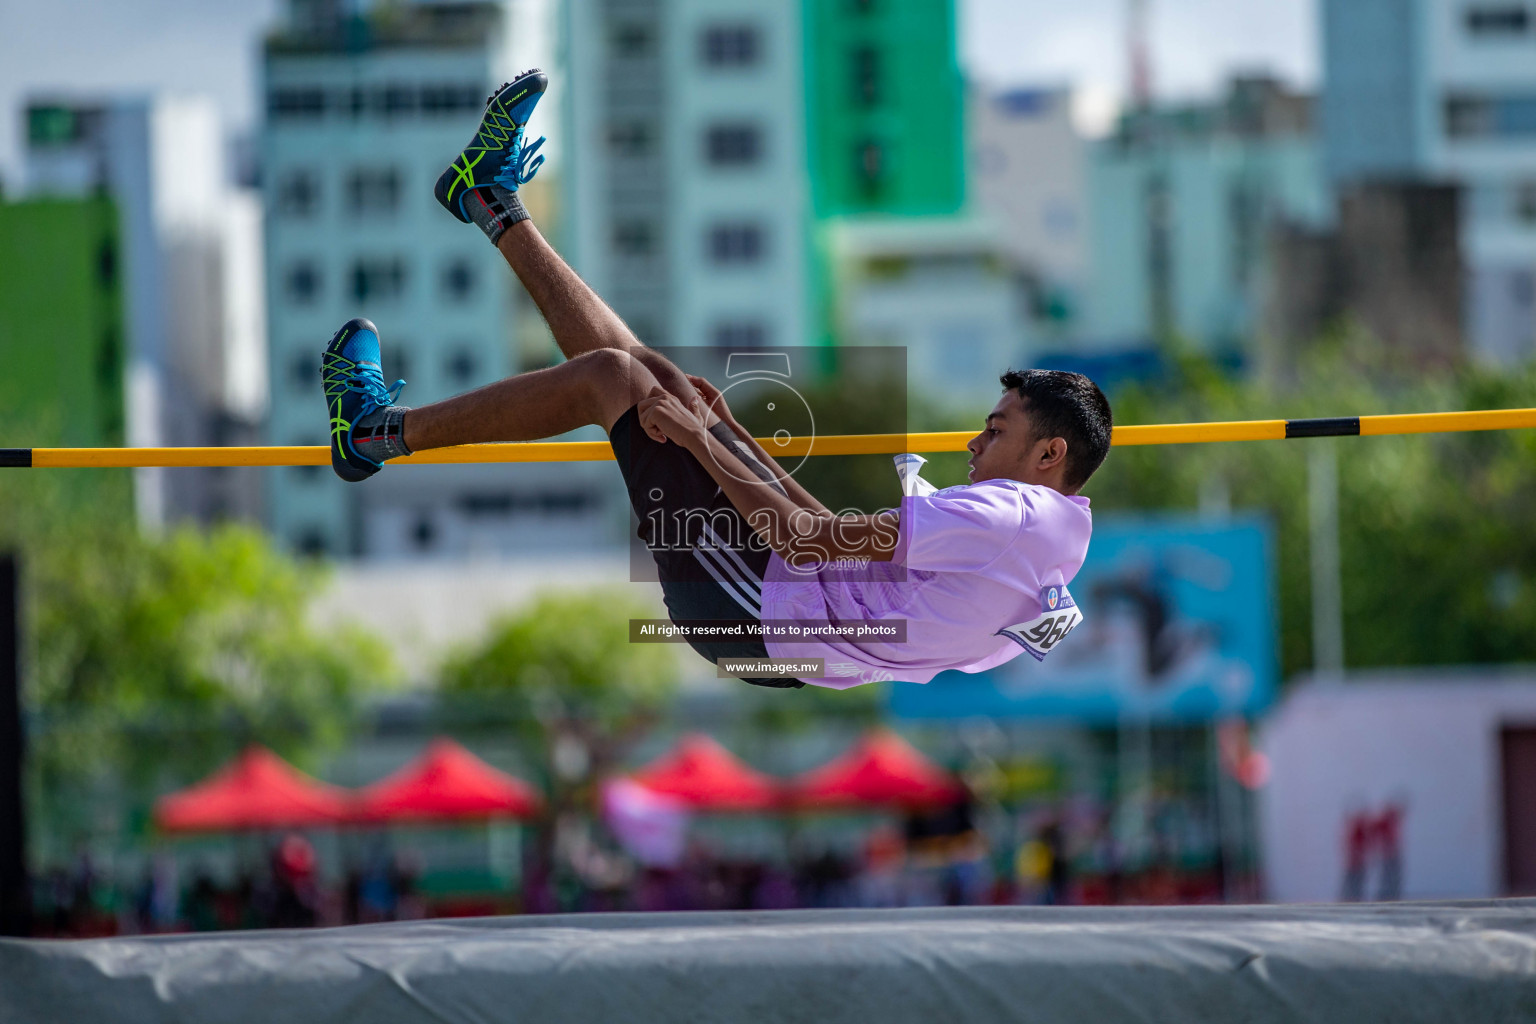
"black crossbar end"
1285,417,1361,439
0,451,32,468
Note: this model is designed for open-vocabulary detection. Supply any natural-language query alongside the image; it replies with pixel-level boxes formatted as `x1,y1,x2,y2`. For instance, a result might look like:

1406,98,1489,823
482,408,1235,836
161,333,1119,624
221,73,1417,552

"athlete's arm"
638,387,897,565
684,374,832,517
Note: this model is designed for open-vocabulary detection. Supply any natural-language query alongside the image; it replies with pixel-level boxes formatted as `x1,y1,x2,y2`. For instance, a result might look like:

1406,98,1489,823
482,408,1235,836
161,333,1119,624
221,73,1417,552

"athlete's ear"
1038,436,1068,470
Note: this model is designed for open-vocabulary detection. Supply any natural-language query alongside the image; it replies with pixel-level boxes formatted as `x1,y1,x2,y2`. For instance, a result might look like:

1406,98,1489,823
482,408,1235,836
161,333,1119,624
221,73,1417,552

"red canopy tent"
154,746,353,833
626,733,782,812
786,730,964,811
350,738,543,824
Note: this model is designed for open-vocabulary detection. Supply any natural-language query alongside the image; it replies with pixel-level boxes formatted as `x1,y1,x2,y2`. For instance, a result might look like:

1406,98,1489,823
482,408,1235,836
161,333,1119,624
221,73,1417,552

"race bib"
996,585,1083,662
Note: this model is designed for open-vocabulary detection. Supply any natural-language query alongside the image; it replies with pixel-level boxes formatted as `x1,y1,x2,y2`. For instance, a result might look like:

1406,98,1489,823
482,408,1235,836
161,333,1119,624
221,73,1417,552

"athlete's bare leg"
401,347,661,451
492,220,709,418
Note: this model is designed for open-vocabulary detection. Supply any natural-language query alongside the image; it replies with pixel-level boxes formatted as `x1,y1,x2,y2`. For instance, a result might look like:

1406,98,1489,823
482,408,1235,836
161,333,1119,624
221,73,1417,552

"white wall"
1260,669,1536,902
221,188,269,420
830,217,1028,405
970,86,1088,284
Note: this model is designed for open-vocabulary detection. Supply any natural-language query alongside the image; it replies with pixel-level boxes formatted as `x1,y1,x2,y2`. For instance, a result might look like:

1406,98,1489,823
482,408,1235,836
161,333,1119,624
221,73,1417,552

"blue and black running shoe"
433,68,548,223
321,317,406,482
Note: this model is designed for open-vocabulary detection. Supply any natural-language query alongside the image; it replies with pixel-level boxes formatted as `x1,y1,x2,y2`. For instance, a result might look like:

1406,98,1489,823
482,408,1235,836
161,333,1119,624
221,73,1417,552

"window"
855,138,886,193
291,438,324,482
350,258,406,302
614,220,657,256
1514,271,1535,307
273,83,484,121
609,121,655,157
701,24,761,67
446,349,477,384
1446,93,1536,138
441,257,477,300
612,22,655,56
346,168,401,215
287,261,321,304
420,84,484,116
383,84,416,117
96,239,116,288
269,87,325,119
851,46,881,106
707,222,765,265
1466,5,1530,35
710,321,767,348
1517,182,1536,223
291,352,314,390
456,491,596,515
275,169,319,218
386,347,411,383
27,104,103,146
459,493,512,515
342,87,368,119
294,528,328,557
1447,96,1493,137
705,123,763,166
1228,181,1263,284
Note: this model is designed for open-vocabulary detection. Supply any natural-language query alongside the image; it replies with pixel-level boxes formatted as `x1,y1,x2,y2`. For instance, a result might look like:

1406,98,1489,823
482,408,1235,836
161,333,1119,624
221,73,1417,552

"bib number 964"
996,586,1083,662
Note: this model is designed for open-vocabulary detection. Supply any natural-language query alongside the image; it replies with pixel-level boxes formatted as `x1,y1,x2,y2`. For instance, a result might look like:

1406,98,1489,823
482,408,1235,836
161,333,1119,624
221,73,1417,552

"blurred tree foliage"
0,471,393,843
439,590,676,787
738,676,884,737
439,591,676,908
1074,337,1536,680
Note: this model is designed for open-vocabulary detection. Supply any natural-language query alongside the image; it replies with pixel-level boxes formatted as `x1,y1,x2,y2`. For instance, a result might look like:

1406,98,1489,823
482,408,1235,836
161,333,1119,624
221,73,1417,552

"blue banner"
888,516,1277,721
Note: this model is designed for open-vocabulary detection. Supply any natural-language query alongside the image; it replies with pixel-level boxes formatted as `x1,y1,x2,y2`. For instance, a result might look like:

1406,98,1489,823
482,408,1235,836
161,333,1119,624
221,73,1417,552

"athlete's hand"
685,374,733,426
638,386,708,450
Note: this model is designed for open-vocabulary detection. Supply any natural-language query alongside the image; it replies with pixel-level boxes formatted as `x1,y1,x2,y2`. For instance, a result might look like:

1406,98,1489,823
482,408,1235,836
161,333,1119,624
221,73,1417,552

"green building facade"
802,0,966,218
0,198,125,448
801,0,966,348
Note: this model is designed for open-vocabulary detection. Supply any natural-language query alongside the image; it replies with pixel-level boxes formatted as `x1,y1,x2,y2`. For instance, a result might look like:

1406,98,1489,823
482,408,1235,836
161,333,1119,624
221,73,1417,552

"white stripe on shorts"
692,547,762,615
701,524,763,588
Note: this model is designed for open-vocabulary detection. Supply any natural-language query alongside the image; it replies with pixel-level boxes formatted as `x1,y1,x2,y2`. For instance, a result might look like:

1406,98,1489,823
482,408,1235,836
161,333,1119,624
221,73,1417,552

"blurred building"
1084,76,1330,362
261,0,628,559
0,196,125,450
566,0,810,352
1262,669,1536,901
825,217,1029,405
1322,0,1536,364
23,97,265,527
1264,181,1465,373
564,0,965,365
969,86,1087,352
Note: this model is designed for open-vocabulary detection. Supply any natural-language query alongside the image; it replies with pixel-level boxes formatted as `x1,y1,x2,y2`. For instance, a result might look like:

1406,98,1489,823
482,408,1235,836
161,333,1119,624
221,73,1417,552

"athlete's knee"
571,347,656,410
631,347,694,403
574,346,637,379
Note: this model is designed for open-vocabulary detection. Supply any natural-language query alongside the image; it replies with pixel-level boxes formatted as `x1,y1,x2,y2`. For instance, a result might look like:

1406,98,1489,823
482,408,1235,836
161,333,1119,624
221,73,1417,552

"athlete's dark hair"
999,369,1113,490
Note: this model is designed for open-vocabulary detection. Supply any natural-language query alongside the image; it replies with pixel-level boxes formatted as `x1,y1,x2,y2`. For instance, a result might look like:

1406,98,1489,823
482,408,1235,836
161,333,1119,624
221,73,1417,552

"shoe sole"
433,68,549,223
325,317,383,482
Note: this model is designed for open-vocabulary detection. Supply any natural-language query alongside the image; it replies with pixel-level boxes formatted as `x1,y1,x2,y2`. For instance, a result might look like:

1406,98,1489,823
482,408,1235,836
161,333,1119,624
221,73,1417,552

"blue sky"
0,0,1316,187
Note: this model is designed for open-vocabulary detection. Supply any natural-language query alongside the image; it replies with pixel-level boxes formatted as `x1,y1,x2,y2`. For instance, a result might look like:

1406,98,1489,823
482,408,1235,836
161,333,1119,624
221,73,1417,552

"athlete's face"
966,390,1071,491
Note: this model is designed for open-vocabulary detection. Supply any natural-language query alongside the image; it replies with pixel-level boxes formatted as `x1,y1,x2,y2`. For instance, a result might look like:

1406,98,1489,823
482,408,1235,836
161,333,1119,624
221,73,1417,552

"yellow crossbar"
8,408,1536,468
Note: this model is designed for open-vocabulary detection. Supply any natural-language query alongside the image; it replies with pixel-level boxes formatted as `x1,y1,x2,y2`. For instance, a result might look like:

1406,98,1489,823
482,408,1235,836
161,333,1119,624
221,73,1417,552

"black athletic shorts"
608,404,804,688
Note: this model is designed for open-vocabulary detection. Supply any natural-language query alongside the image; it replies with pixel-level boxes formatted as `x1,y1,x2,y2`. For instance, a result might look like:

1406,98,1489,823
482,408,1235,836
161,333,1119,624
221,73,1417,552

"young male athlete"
321,70,1112,689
